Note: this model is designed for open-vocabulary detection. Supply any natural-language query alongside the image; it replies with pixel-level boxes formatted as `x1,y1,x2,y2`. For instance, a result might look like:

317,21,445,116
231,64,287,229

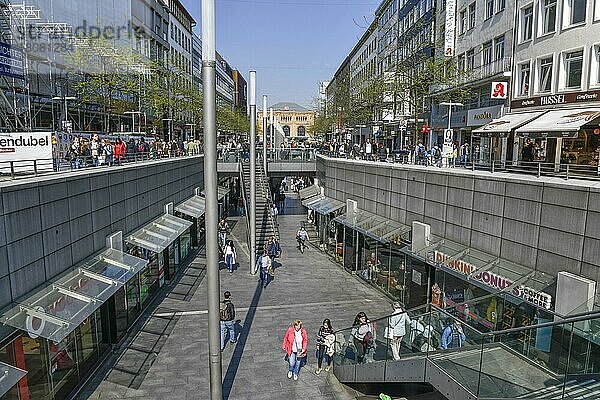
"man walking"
218,219,229,249
256,250,272,289
220,291,236,350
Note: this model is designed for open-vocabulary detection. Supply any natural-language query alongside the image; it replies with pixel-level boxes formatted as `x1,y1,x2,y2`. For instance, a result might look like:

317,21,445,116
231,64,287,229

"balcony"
461,56,512,84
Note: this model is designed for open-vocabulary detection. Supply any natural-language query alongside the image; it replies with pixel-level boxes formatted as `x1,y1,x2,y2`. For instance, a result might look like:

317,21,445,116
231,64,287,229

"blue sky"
180,0,380,109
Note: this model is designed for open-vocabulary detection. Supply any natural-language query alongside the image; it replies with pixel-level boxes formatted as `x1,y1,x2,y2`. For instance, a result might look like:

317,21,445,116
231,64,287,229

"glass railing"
332,303,600,400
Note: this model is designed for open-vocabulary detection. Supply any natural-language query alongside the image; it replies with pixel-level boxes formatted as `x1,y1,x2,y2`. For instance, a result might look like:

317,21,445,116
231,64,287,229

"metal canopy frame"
126,214,193,254
0,361,27,397
305,196,344,215
299,184,320,200
201,185,230,201
333,210,411,244
0,248,148,343
175,195,206,219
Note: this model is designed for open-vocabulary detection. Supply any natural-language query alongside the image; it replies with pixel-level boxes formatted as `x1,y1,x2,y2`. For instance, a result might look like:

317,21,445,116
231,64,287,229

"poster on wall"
0,132,53,173
0,42,24,79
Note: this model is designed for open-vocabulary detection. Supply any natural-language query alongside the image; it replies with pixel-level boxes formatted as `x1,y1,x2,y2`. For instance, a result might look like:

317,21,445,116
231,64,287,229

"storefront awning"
0,248,148,343
299,184,320,200
305,196,344,215
175,195,206,219
301,194,323,207
126,214,193,254
472,111,546,137
0,362,27,397
201,185,231,201
515,108,600,137
409,237,555,309
333,210,411,244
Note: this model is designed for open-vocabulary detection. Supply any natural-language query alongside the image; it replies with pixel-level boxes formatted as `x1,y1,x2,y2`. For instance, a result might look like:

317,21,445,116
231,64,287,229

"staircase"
240,161,279,254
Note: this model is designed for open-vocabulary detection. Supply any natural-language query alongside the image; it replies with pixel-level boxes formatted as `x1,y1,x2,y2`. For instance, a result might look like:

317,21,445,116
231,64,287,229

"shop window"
518,62,531,96
486,0,494,19
538,56,553,93
469,2,476,29
520,5,533,42
540,0,557,35
563,49,584,89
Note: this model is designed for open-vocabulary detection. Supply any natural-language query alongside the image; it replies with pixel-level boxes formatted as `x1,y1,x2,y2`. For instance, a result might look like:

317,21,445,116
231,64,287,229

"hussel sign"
434,251,552,309
0,132,53,173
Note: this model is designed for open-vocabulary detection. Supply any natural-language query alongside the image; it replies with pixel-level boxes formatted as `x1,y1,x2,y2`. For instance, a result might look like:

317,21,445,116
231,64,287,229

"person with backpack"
220,291,236,350
441,320,466,349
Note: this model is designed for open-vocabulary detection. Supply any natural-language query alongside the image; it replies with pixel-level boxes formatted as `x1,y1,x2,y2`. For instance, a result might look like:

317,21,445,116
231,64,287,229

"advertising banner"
0,42,24,79
0,132,53,173
444,0,457,57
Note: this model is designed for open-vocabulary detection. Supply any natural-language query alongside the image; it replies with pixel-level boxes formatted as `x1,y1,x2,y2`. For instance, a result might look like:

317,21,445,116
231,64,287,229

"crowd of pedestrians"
59,135,203,170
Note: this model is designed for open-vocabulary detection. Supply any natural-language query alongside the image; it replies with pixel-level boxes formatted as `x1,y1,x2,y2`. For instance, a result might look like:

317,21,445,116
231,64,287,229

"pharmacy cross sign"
491,82,508,99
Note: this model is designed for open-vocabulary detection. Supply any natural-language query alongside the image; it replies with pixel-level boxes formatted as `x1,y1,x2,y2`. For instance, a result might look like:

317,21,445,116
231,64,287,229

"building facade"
216,52,235,109
257,102,315,141
232,70,248,113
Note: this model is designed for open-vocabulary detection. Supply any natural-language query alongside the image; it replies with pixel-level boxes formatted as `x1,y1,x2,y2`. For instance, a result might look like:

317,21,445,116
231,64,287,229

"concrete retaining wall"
0,156,204,310
316,156,600,281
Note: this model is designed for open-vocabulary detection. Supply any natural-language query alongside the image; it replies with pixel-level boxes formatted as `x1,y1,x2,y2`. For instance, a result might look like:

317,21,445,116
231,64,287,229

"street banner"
444,0,457,57
0,42,24,79
0,132,53,173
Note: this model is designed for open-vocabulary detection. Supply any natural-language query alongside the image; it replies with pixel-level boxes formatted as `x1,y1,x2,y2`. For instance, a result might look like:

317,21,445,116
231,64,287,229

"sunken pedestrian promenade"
78,211,392,400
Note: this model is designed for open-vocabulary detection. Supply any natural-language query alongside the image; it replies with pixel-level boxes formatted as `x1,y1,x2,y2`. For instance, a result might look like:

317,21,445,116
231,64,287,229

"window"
565,50,584,88
494,35,505,60
567,0,586,25
497,0,505,12
467,49,475,70
298,126,306,136
460,10,467,34
539,57,553,92
469,2,476,29
596,45,600,85
482,41,493,65
521,5,533,41
541,0,557,34
486,0,494,19
519,62,531,96
458,53,466,72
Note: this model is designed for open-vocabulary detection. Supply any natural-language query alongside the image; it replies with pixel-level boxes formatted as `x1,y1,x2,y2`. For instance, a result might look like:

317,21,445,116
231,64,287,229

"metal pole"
201,1,223,398
262,95,268,175
249,71,257,274
270,107,274,156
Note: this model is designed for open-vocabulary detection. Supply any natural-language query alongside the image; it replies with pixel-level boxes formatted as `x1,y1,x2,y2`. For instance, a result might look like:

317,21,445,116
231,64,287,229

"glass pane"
20,337,52,399
49,332,79,398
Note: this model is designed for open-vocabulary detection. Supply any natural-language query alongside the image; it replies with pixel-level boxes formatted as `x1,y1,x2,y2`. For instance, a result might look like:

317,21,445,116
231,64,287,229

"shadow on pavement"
222,280,263,399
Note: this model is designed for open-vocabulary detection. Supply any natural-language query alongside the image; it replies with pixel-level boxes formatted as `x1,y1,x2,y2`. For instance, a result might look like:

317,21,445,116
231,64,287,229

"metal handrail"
238,160,251,252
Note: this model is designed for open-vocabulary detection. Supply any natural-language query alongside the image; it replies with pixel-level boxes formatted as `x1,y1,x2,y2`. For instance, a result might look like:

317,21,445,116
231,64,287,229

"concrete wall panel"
540,204,586,235
5,208,41,242
505,181,543,202
543,186,588,209
503,198,541,224
537,227,584,262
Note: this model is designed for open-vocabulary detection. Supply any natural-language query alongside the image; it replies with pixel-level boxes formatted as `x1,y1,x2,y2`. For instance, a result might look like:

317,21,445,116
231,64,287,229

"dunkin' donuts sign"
434,251,552,309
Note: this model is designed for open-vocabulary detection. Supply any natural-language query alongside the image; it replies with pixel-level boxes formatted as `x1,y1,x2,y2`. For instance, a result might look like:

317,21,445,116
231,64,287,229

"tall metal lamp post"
201,0,223,398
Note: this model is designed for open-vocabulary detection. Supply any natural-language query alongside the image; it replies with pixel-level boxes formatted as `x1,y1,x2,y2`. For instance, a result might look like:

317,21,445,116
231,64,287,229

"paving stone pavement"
77,206,394,400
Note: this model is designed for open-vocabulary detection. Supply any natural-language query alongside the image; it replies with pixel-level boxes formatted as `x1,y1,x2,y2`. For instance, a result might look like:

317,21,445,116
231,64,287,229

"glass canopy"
0,248,147,343
306,196,345,215
126,213,193,254
201,185,230,200
299,184,320,200
0,362,27,398
412,237,556,310
301,194,323,207
333,210,411,244
175,195,206,219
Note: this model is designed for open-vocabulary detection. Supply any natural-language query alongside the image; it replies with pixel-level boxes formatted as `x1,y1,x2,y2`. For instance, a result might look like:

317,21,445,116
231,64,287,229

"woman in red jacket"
282,319,308,381
114,138,126,165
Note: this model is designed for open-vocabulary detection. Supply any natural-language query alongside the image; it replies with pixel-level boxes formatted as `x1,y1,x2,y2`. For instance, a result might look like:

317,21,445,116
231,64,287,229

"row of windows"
351,58,377,88
280,115,309,122
516,46,600,97
282,125,307,136
399,0,434,35
378,0,398,27
456,34,505,71
351,39,377,72
170,21,191,53
518,0,591,44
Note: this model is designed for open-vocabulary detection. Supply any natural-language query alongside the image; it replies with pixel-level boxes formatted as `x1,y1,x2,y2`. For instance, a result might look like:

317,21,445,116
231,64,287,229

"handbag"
384,326,394,340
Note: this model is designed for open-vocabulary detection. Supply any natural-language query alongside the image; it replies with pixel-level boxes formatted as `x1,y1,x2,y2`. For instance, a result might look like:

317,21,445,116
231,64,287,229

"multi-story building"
191,33,203,92
493,0,600,168
231,70,247,113
131,0,170,66
326,56,351,142
431,0,514,162
257,102,315,141
165,0,194,87
216,52,235,109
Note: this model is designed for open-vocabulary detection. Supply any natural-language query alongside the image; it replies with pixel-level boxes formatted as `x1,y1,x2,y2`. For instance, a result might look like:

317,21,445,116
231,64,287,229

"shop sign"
467,105,503,127
444,0,456,57
0,42,24,79
491,82,508,99
433,251,552,309
511,89,600,109
0,132,53,173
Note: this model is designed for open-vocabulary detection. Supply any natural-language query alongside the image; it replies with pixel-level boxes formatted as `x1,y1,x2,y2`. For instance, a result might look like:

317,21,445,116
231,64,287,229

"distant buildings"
257,102,315,141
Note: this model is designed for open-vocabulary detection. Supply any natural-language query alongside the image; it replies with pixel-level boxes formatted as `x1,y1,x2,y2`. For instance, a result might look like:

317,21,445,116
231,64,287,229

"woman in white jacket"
388,302,410,360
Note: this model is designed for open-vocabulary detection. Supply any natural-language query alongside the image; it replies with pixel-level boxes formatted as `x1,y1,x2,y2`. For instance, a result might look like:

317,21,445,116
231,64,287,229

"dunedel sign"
511,90,600,109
